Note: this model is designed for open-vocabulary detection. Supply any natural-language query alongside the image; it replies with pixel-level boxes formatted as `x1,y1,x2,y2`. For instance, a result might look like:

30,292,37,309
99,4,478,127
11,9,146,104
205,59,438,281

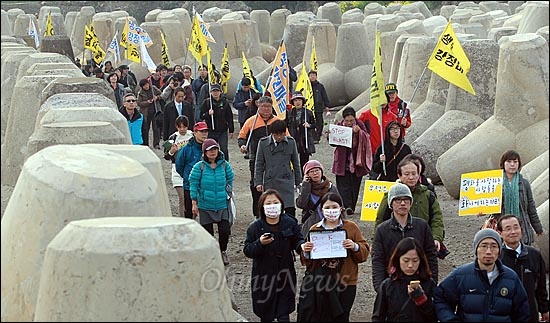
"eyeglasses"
393,197,411,203
308,169,321,174
125,99,136,103
478,243,500,251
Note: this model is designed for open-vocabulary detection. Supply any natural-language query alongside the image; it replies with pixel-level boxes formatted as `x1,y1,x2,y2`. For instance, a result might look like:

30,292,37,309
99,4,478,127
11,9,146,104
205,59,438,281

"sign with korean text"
309,229,347,259
360,180,396,221
459,169,503,216
328,124,352,148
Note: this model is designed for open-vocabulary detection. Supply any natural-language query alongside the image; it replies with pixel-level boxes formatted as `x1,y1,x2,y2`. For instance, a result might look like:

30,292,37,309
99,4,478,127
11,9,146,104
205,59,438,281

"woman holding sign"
298,192,370,322
243,189,305,322
331,107,371,215
499,149,544,245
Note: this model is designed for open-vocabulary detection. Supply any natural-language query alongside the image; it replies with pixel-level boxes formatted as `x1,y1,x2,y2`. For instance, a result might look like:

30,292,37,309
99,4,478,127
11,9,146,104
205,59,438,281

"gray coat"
254,135,302,208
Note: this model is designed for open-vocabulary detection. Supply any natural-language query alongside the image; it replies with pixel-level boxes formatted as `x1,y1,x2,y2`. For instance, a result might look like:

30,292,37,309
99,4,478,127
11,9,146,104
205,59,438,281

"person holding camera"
163,87,194,141
243,189,305,322
137,78,162,149
371,237,437,322
296,160,339,237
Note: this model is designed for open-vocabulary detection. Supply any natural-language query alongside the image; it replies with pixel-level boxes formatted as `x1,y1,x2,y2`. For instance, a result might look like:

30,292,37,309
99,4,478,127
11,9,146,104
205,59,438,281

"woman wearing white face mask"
298,192,370,322
243,189,305,322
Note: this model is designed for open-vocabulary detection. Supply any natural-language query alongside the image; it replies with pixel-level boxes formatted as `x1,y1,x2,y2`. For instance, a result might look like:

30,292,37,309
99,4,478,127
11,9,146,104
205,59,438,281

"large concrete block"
396,19,427,35
334,22,370,74
159,20,187,65
517,1,548,34
284,13,315,70
1,145,168,322
1,75,70,186
64,11,78,37
69,7,95,56
303,20,337,67
422,15,449,36
521,150,549,183
515,119,550,163
437,117,516,198
531,169,549,209
494,34,549,133
319,2,342,27
396,36,435,107
16,52,72,80
269,8,291,48
319,65,346,107
389,34,421,84
38,6,62,35
40,77,116,106
12,14,40,47
1,10,11,36
34,217,244,321
220,19,262,60
342,8,364,25
344,64,371,99
380,30,402,85
26,62,81,76
364,2,386,16
534,199,549,270
6,8,25,35
412,110,485,183
487,26,517,42
81,144,171,217
439,5,457,20
170,8,192,39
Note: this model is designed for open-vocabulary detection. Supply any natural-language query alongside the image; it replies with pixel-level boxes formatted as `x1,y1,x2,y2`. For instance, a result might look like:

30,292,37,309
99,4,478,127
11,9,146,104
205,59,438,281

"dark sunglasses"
125,99,136,103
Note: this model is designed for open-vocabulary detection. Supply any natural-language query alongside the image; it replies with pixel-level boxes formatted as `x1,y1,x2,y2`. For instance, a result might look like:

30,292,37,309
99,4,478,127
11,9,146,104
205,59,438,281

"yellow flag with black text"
44,12,54,36
427,21,475,95
242,52,258,92
160,31,170,68
370,30,387,125
295,63,314,112
207,46,217,84
120,17,129,48
309,36,318,72
220,44,230,93
127,42,140,63
188,14,208,64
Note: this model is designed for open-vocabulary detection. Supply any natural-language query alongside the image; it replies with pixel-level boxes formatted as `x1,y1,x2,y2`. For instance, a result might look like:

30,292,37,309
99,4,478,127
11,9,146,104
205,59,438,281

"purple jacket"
331,118,370,177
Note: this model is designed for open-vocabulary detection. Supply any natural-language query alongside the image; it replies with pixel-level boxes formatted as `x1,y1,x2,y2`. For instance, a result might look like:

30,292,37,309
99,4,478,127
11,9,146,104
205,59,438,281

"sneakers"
221,251,230,266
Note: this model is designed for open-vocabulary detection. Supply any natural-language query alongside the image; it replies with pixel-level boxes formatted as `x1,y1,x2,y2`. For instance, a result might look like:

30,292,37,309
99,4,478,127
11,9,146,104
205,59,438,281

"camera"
173,81,179,87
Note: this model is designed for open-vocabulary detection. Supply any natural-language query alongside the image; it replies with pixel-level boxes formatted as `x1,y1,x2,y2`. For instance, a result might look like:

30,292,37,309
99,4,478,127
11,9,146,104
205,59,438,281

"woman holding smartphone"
243,189,304,322
371,237,437,322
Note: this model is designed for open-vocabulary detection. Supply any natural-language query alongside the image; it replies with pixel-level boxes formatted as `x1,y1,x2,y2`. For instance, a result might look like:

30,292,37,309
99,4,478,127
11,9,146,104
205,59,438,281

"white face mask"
264,203,281,218
323,209,341,221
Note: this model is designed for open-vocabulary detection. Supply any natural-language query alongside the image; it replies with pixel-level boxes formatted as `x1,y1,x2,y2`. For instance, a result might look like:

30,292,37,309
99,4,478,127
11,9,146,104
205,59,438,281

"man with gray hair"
434,228,530,322
371,183,438,293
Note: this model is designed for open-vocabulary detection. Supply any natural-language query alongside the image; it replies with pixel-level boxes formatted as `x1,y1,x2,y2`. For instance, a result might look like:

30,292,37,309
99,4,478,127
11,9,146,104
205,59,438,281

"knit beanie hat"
473,229,502,255
303,160,323,175
388,183,413,208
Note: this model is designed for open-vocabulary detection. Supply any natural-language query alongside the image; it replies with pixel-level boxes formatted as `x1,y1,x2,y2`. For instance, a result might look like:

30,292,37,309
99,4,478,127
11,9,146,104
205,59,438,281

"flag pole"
379,104,386,176
405,65,428,112
244,38,283,151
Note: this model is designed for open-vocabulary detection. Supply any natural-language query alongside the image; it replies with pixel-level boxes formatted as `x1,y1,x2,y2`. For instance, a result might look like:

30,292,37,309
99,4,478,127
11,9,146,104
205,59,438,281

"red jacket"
358,108,397,155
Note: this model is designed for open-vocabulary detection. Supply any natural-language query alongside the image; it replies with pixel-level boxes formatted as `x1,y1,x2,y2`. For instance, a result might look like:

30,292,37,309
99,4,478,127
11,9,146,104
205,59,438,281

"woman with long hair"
372,237,437,322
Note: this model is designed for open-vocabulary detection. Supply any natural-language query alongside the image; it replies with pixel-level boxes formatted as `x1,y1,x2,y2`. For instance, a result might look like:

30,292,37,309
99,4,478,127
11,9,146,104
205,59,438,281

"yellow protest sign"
360,180,396,221
458,169,503,216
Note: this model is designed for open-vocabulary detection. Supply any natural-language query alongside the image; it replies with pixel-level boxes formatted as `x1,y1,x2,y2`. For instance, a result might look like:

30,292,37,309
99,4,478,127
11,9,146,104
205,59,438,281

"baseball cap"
385,83,397,93
202,138,219,152
210,84,222,92
193,121,208,132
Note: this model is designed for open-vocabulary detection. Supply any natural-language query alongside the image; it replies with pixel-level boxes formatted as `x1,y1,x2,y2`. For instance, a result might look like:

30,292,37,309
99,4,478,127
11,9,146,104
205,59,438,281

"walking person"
118,93,143,145
308,70,330,143
233,77,258,129
243,189,305,322
497,214,549,322
163,87,194,141
200,83,234,162
238,96,286,218
164,115,193,218
331,106,371,215
384,83,411,139
286,91,316,168
434,228,530,322
296,159,339,237
371,120,411,182
188,138,234,266
372,237,437,322
175,121,209,219
499,149,544,245
254,119,302,217
371,183,438,293
137,78,162,149
298,192,370,322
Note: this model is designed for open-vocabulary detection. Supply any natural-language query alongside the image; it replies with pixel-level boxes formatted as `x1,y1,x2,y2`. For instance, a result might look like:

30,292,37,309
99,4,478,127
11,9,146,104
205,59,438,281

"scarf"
503,172,520,217
311,177,331,197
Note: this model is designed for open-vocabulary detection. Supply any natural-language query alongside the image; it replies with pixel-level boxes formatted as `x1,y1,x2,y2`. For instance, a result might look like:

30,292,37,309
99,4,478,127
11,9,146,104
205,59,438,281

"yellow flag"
427,21,475,95
160,31,170,68
242,51,258,92
84,25,95,51
266,41,289,118
127,42,140,63
220,43,230,93
120,17,129,49
370,31,387,125
44,12,54,36
295,63,314,112
309,36,318,72
188,14,208,64
206,46,217,84
85,23,105,64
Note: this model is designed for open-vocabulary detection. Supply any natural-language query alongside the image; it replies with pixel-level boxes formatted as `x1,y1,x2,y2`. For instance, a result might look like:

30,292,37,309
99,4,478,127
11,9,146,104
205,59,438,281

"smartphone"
409,280,420,288
262,233,273,239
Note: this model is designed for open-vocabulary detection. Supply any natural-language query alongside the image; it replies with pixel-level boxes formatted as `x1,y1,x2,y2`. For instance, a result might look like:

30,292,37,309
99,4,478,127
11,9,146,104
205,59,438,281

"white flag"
139,37,156,72
107,31,121,66
193,7,216,43
28,18,40,48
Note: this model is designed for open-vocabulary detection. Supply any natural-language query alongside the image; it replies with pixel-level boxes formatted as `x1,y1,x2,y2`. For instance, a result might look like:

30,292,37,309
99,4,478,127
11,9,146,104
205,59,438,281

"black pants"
249,159,261,218
315,111,324,141
334,284,356,322
202,219,231,252
336,171,363,212
142,105,160,147
299,152,310,171
183,189,194,219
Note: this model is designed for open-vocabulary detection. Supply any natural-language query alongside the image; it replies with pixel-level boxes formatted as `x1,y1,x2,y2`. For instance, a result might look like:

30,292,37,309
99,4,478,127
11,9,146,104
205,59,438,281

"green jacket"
375,184,444,242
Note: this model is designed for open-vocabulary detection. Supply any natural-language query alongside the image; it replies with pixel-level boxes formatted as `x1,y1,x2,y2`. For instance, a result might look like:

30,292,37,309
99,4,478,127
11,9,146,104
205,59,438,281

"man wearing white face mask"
244,189,305,322
298,192,370,322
